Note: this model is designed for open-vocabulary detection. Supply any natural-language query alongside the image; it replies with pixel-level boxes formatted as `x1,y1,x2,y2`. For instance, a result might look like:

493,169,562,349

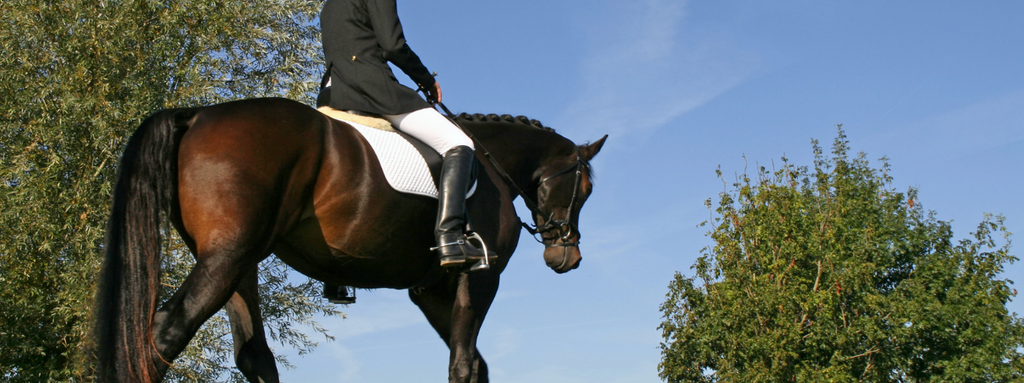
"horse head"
530,135,607,274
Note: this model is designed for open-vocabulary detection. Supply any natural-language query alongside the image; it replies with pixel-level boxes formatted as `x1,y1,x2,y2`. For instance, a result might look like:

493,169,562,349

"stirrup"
431,232,496,271
466,232,494,271
322,284,356,305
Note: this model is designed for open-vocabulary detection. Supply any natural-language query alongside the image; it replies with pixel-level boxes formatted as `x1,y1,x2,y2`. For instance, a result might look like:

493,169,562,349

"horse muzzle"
543,242,581,274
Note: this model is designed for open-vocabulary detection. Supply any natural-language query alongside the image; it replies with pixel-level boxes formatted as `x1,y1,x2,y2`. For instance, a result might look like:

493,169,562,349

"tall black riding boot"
435,145,491,267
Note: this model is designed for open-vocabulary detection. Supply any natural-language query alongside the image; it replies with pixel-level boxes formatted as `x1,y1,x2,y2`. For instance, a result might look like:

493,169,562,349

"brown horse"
93,97,607,382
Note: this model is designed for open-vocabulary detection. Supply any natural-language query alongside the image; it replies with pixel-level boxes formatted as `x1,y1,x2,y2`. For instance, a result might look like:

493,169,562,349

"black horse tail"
94,108,192,382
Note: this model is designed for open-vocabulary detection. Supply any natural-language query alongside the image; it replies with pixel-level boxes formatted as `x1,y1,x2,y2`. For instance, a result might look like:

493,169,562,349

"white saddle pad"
327,116,476,199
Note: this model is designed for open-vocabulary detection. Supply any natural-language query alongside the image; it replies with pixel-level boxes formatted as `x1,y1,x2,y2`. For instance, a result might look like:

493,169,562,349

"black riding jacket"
321,0,436,115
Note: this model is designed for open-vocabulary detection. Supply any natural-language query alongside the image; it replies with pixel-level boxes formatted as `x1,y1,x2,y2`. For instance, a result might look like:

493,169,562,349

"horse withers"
93,98,606,382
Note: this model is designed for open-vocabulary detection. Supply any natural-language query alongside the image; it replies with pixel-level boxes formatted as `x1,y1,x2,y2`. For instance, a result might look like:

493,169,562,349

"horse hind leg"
225,267,280,383
149,229,274,377
166,224,279,383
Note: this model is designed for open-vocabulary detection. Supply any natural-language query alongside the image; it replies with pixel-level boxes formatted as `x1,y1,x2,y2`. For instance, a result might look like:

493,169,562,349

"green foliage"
0,0,340,380
659,127,1024,382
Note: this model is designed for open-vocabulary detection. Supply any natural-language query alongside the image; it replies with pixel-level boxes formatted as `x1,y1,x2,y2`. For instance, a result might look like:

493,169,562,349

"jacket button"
351,55,357,61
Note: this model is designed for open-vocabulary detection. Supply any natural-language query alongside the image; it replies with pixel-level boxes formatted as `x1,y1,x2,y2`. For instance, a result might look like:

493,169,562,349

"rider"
319,0,489,269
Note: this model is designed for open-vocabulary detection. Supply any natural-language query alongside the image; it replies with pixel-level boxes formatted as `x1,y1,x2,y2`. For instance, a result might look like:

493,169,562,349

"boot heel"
440,255,467,267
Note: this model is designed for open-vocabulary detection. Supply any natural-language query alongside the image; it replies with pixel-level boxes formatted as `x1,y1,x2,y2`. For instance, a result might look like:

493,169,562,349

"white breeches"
384,108,474,156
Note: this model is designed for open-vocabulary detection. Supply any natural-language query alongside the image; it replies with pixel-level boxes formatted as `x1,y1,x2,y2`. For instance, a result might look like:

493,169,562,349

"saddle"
317,106,477,198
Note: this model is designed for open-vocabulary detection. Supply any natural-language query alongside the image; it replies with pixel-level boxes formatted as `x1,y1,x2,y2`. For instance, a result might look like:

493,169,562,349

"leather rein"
433,101,588,249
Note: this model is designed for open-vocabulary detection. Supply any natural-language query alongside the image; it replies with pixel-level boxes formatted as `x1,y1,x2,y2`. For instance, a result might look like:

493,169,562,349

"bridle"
432,101,588,251
523,153,589,248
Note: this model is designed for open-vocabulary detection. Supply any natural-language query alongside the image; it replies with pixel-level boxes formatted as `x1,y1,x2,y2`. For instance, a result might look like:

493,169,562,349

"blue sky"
279,1,1024,381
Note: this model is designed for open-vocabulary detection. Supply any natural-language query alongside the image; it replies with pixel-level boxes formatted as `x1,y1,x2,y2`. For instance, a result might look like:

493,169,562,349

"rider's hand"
426,81,442,104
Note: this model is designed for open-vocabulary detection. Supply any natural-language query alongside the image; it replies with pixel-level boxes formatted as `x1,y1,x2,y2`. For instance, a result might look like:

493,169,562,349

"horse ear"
579,135,608,161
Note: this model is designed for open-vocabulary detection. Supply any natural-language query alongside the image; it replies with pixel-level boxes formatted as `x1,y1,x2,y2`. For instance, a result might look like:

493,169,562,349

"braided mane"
456,113,555,133
456,112,593,182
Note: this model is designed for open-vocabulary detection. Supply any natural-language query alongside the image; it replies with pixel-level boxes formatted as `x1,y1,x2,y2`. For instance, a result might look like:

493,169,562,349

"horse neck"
465,121,575,190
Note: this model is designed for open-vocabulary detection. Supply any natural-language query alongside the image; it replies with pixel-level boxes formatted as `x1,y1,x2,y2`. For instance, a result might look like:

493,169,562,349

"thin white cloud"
870,88,1024,159
322,343,362,382
491,365,589,383
325,289,427,340
486,325,523,360
580,199,705,272
276,332,363,382
276,289,437,381
557,0,759,146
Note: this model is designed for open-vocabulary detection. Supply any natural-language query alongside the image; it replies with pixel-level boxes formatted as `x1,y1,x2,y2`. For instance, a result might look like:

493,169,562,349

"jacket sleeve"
367,0,436,89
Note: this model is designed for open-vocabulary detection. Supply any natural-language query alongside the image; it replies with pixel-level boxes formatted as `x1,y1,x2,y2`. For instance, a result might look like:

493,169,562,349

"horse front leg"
449,272,482,382
410,271,498,383
225,267,279,383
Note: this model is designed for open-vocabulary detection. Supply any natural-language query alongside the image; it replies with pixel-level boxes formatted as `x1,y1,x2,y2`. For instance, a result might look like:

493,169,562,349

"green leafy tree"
0,0,340,380
659,128,1024,382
